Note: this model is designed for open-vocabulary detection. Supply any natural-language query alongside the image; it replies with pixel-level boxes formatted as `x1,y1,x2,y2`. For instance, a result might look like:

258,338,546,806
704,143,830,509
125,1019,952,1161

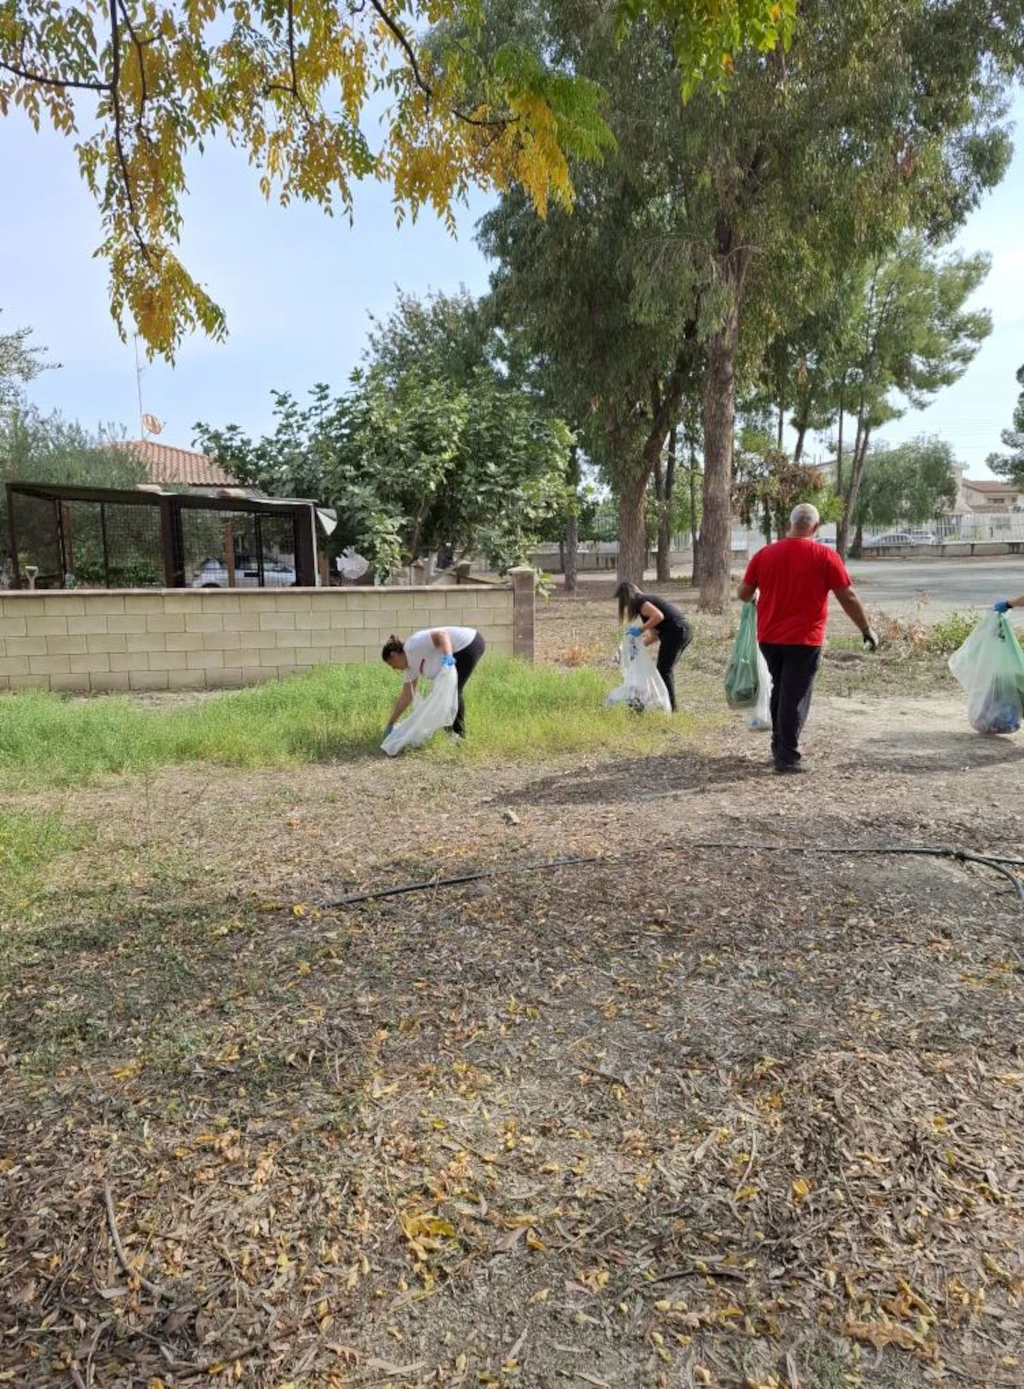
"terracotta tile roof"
963,478,1020,494
118,439,238,487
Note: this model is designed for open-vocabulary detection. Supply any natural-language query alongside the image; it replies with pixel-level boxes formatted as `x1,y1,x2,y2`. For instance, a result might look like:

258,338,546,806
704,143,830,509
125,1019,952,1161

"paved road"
845,556,1024,617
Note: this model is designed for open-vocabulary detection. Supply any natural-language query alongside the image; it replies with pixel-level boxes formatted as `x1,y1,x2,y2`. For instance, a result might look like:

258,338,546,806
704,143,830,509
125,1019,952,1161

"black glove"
862,626,879,653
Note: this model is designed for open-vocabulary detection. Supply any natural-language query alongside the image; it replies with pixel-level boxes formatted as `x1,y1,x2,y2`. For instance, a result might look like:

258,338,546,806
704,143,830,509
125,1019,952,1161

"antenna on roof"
132,338,164,438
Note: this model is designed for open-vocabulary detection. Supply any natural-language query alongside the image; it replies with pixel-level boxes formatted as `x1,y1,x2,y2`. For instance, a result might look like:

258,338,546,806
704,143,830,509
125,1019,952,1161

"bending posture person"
614,581,692,712
382,625,485,740
737,504,879,774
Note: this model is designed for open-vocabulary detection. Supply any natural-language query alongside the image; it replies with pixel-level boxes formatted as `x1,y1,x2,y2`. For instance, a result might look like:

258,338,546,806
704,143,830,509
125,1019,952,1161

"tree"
732,432,836,543
479,5,707,587
677,0,1019,606
0,1,794,359
0,313,54,413
195,289,573,577
988,364,1024,487
481,0,1021,607
833,240,990,557
849,437,958,554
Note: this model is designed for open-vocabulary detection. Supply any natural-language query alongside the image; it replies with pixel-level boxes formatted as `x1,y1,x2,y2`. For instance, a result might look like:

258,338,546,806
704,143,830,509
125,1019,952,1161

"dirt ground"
1,594,1023,1388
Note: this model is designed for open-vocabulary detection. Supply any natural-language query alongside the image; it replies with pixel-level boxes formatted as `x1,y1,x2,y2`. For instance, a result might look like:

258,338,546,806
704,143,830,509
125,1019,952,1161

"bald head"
789,503,820,536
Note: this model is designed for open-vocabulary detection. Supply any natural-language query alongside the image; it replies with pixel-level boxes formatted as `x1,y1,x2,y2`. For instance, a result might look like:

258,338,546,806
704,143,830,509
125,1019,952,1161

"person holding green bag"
993,593,1024,613
737,504,878,774
725,601,760,708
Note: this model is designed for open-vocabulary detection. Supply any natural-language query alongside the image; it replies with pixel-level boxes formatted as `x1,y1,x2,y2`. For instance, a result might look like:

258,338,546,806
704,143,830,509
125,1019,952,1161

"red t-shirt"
743,538,852,646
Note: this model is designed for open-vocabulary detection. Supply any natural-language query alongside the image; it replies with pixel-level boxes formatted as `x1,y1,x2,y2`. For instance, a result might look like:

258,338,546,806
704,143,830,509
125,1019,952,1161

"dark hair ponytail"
614,581,643,623
381,634,404,662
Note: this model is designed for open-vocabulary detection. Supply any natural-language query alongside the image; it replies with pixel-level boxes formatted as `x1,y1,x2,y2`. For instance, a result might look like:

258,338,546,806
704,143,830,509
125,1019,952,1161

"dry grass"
1,600,1023,1388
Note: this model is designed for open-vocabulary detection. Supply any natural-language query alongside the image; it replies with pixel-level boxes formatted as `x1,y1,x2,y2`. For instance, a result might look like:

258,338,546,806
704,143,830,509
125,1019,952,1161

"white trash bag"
381,664,460,756
605,631,671,714
748,646,773,732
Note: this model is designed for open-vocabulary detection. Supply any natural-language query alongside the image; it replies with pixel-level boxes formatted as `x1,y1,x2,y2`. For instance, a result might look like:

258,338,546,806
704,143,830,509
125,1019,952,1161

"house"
958,477,1024,513
116,439,239,489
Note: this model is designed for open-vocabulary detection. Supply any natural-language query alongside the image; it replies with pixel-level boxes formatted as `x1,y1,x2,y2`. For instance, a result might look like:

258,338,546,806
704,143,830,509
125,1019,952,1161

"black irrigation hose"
686,842,1024,910
325,853,607,908
325,842,1024,913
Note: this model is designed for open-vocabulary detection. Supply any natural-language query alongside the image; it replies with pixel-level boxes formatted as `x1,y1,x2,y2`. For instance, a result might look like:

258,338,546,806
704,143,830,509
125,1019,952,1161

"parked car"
190,557,297,588
867,530,935,548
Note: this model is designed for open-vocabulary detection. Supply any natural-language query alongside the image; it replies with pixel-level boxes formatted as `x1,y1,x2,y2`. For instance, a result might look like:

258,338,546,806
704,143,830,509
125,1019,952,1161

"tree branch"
368,0,432,106
0,56,110,93
366,0,513,130
108,0,152,264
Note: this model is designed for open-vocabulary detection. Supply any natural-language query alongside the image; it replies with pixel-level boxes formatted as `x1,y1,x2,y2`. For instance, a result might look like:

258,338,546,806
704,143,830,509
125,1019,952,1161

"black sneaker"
773,762,806,775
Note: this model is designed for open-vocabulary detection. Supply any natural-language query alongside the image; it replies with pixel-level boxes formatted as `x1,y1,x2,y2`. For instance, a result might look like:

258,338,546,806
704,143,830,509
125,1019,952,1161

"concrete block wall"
0,581,526,694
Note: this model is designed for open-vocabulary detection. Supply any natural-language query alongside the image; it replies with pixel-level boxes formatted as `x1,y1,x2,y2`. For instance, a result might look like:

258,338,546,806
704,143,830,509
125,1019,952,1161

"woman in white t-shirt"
382,626,486,739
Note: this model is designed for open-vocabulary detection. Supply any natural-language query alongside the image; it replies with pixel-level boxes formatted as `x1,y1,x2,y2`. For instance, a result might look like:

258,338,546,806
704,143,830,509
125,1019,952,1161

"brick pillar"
509,566,535,662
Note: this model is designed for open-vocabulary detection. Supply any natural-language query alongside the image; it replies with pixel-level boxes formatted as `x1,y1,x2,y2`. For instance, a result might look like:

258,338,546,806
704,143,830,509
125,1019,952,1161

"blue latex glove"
994,599,1012,613
441,653,457,667
384,723,394,736
625,624,642,638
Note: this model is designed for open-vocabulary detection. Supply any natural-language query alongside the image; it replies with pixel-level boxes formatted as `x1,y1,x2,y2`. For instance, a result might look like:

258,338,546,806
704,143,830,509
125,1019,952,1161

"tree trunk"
835,377,846,498
616,470,649,585
657,427,677,582
851,520,864,558
700,295,741,611
837,422,871,560
777,401,784,450
563,512,578,593
563,442,580,593
793,422,807,464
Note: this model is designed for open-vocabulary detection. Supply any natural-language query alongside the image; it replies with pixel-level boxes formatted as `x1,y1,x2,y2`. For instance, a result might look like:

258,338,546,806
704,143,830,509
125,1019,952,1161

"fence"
932,514,1024,544
4,482,318,590
0,571,533,693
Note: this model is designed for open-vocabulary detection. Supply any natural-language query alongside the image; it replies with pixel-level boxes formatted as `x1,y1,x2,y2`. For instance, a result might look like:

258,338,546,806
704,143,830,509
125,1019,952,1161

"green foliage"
733,433,837,541
988,363,1024,487
196,290,574,578
926,610,979,656
847,241,992,437
0,312,54,413
854,438,959,531
623,0,796,99
0,660,687,790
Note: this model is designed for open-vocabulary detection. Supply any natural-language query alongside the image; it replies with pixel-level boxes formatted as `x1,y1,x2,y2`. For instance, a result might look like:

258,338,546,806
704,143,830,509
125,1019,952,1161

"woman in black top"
614,581,692,712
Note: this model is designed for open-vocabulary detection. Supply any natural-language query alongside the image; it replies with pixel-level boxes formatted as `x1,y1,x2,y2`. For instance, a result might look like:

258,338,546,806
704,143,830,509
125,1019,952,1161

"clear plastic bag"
381,664,460,756
748,645,773,731
605,632,671,714
725,602,759,708
948,610,1024,736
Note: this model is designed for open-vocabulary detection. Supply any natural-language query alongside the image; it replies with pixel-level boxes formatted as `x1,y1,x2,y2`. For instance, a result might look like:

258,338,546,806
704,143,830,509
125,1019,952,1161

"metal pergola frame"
5,481,319,589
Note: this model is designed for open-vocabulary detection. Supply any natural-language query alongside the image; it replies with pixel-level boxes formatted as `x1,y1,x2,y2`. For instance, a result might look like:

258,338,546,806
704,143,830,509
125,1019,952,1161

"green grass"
0,809,76,909
0,658,695,790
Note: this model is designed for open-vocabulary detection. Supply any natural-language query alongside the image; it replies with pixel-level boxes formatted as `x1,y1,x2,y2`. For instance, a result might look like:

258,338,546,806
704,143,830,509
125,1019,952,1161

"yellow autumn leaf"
791,1177,811,1203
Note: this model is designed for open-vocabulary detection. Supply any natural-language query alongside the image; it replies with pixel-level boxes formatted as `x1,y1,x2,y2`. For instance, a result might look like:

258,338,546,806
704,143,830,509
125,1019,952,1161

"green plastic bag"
948,610,1024,735
725,602,760,708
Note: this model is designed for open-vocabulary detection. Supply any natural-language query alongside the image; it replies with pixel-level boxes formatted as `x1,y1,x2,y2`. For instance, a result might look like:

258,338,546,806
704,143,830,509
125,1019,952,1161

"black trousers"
449,632,486,736
656,622,692,713
759,643,821,768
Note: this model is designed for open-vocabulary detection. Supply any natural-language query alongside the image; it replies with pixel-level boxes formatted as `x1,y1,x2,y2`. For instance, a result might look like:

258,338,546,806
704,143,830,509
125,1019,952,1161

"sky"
2,91,1023,479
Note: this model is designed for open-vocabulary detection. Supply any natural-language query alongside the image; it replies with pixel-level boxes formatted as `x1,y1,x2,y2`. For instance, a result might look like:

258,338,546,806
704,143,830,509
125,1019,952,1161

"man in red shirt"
737,503,878,774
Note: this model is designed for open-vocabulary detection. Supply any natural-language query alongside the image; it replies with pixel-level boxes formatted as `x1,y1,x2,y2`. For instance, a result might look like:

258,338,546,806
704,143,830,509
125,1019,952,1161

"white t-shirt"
402,626,477,684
